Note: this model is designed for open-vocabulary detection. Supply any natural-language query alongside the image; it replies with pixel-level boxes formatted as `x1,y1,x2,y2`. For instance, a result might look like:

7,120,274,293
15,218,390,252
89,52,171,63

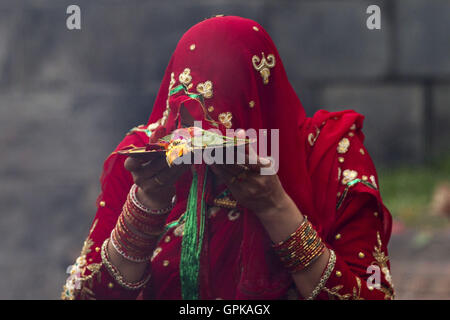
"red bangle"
130,184,175,215
116,215,156,249
273,216,326,273
110,229,152,263
123,204,166,236
125,195,167,228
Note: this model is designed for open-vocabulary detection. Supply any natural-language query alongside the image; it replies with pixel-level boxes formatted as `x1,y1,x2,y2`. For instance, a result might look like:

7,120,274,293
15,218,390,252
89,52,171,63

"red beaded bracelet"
273,217,326,273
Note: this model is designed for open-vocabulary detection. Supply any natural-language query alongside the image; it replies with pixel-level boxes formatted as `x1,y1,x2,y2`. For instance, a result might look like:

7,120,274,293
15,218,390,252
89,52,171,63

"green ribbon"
169,84,186,96
169,84,204,101
336,178,377,210
179,168,208,300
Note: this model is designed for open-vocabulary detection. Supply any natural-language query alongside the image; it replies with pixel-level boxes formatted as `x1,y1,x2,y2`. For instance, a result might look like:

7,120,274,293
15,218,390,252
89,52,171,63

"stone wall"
0,0,448,298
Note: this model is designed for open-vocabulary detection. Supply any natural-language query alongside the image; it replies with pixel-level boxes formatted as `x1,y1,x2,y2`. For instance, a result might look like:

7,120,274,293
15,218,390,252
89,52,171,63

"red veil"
98,16,392,300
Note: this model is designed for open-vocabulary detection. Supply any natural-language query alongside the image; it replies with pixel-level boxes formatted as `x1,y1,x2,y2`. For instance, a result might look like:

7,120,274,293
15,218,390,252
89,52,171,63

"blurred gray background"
0,0,449,299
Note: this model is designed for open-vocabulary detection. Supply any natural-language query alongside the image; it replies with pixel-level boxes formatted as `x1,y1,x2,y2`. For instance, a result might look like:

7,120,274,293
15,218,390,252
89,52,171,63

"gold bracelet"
101,238,151,290
306,249,336,300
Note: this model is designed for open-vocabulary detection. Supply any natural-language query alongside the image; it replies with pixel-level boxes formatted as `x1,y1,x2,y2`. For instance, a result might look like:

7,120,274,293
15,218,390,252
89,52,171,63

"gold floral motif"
308,127,320,147
323,285,351,300
337,138,350,154
148,122,160,131
151,247,162,262
89,219,98,237
208,206,220,218
371,231,395,300
179,68,192,86
196,80,213,99
227,209,241,221
174,223,185,237
342,169,358,185
213,196,237,209
353,277,364,300
252,52,276,84
61,236,102,300
370,175,378,189
218,112,233,129
323,277,364,300
81,238,94,257
170,72,176,88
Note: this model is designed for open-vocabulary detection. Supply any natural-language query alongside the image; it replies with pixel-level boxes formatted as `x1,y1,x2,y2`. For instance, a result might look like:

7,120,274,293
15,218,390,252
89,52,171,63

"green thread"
336,178,377,210
165,214,186,231
169,84,186,96
169,83,204,102
179,169,208,299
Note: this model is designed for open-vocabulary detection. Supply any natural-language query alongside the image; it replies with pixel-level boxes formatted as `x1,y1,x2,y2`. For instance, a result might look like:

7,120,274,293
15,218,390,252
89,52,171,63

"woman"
62,16,394,300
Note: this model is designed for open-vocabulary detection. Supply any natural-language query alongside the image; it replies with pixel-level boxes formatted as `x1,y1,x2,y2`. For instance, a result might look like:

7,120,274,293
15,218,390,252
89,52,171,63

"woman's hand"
209,130,304,243
124,154,188,209
208,130,291,221
210,157,289,218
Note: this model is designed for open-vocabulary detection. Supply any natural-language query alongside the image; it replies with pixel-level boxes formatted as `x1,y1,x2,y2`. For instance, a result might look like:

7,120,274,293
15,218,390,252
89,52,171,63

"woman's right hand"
124,154,188,209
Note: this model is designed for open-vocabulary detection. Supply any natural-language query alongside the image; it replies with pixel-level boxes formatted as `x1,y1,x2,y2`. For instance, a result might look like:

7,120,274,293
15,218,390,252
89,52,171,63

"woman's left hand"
209,130,290,221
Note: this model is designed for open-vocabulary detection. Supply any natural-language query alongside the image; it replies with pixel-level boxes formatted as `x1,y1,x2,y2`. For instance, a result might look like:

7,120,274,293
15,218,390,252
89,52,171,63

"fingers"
214,163,250,180
210,164,237,186
245,154,272,172
153,163,188,185
124,156,146,172
235,129,272,170
125,154,189,190
125,156,167,176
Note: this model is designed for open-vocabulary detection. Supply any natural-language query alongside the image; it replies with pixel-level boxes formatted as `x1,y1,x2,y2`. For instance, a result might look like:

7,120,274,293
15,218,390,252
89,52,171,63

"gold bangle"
307,249,336,300
101,238,151,290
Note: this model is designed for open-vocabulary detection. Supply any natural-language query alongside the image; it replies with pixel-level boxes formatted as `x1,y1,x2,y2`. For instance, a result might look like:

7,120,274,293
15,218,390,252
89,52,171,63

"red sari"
62,16,394,300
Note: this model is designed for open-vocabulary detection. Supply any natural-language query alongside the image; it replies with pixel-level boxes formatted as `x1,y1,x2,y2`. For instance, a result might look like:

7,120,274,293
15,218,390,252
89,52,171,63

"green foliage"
378,155,450,229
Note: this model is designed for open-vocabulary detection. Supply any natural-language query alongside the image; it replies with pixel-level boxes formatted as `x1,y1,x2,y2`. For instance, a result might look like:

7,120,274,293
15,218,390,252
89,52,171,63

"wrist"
258,193,296,224
136,186,174,210
257,193,305,244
